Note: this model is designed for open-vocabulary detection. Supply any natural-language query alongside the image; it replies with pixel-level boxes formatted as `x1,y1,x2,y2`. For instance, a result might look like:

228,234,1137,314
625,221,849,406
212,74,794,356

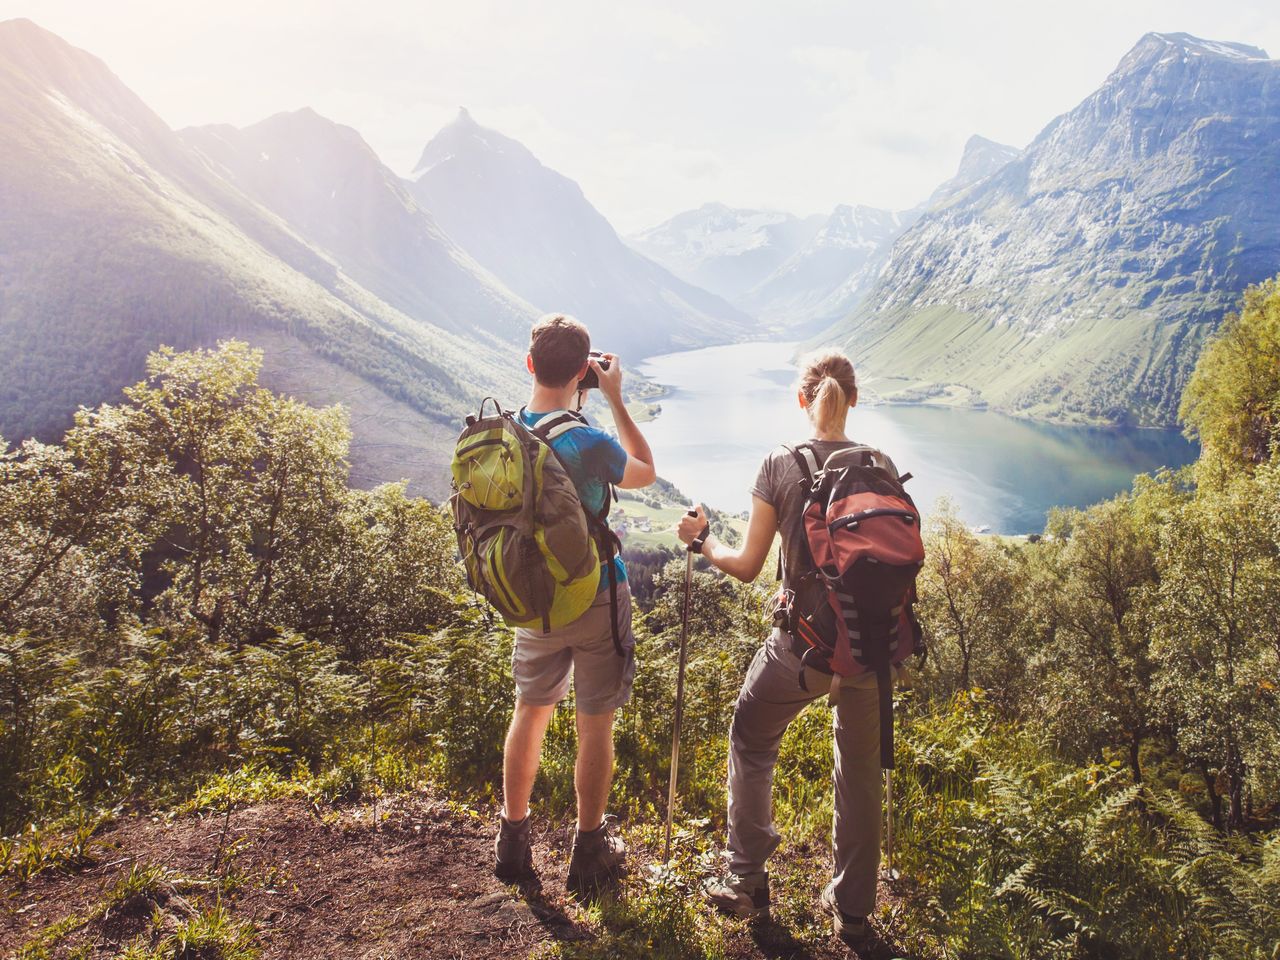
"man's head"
528,313,590,388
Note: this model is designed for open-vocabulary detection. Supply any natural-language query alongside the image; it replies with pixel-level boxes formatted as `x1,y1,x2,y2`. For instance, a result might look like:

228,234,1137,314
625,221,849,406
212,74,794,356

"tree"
0,428,151,641
1027,493,1166,782
1180,276,1280,466
1144,472,1280,830
305,483,464,659
96,341,354,647
915,500,1029,707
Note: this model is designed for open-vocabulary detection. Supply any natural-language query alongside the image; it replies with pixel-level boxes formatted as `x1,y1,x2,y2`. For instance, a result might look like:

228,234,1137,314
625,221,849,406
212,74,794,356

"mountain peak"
0,16,50,40
411,109,532,177
924,134,1021,209
0,17,92,73
956,135,1021,182
1138,31,1270,62
239,108,376,161
1109,32,1273,83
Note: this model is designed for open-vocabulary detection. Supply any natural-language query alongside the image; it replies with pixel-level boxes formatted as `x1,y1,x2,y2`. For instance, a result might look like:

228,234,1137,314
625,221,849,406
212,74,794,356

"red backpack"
773,443,925,768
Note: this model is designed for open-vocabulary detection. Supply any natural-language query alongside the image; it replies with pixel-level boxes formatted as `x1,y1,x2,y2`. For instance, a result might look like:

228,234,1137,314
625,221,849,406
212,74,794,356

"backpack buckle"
770,588,795,629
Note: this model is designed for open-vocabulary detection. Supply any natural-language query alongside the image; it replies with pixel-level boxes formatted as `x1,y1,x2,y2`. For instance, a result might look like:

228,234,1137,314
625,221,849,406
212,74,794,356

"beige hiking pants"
726,631,882,917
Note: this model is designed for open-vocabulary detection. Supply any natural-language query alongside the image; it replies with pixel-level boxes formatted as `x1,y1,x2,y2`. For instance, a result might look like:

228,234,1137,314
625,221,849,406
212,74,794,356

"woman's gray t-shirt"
750,441,899,595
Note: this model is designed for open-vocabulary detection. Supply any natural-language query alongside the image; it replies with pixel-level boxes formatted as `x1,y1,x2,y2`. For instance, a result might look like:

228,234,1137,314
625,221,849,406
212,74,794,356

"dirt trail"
1,793,907,959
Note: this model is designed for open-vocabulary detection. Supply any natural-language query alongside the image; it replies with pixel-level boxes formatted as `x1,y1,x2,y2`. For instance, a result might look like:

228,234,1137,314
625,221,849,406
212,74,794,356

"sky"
3,0,1278,233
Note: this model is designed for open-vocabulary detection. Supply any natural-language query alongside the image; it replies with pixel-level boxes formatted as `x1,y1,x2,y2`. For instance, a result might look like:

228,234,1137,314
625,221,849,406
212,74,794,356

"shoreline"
632,338,1189,435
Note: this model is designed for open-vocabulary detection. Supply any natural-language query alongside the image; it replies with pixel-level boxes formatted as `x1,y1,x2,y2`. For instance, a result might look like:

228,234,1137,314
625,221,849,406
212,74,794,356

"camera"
577,351,611,390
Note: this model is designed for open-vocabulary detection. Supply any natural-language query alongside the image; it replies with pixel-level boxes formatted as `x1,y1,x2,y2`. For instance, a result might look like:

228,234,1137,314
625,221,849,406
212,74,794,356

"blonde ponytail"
811,375,846,432
799,350,857,433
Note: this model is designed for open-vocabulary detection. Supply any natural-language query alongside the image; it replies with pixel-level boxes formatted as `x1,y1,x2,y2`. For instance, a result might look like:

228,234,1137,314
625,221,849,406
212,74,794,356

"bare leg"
574,709,616,831
502,699,556,821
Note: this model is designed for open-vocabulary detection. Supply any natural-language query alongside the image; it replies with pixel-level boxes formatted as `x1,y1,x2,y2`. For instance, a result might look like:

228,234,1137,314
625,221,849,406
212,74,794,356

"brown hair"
798,349,857,432
529,313,590,387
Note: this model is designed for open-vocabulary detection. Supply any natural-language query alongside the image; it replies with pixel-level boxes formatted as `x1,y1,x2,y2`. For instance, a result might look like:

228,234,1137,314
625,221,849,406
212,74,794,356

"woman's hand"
676,504,709,549
677,495,777,583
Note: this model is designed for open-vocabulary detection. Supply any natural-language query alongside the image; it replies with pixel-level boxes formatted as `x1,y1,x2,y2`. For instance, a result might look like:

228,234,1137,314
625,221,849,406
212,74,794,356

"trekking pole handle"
685,508,711,555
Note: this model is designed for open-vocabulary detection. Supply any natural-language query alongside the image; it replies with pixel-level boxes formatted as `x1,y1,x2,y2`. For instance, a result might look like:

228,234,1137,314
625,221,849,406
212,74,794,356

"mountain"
0,19,526,496
626,203,825,302
818,32,1280,426
742,204,915,333
181,110,536,344
925,135,1022,209
407,110,754,358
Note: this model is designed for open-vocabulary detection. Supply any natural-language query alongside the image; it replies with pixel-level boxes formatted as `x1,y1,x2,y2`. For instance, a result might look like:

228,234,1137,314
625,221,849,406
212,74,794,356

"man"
494,313,656,894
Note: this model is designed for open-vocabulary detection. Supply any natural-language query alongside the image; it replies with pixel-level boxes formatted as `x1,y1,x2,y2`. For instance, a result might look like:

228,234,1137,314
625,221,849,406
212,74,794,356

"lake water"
636,341,1199,534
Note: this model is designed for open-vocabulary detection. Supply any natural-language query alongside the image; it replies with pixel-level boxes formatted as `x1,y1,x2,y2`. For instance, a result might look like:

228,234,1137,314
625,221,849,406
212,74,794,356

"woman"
677,349,898,945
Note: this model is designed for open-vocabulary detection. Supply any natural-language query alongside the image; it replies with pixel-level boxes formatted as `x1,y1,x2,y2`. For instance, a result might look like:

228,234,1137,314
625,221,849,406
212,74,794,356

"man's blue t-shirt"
520,409,628,590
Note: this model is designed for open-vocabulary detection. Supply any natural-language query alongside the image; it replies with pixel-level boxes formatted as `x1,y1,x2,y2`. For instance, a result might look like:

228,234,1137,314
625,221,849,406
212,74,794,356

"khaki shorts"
512,583,636,715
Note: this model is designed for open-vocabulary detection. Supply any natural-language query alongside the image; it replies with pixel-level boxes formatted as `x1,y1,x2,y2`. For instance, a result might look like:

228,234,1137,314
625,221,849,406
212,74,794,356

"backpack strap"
526,408,589,442
783,443,824,486
838,444,904,480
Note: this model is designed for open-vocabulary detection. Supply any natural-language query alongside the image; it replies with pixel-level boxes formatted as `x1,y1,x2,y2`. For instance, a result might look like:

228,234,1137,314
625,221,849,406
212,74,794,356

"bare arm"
592,354,655,489
676,497,777,583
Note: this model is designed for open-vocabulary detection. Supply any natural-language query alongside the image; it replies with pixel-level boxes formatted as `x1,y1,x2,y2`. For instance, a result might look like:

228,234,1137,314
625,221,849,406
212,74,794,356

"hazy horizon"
2,1,1278,232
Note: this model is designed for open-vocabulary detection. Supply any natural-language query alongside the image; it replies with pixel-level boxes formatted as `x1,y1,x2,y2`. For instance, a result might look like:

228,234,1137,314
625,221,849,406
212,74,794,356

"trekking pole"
884,768,896,879
663,510,698,865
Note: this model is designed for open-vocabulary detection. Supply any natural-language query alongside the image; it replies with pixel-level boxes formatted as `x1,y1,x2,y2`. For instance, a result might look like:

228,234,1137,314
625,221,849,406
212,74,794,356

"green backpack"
449,399,623,649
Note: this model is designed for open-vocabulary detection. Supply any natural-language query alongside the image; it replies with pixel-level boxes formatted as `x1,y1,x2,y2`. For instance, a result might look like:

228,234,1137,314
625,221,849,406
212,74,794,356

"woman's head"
797,349,857,433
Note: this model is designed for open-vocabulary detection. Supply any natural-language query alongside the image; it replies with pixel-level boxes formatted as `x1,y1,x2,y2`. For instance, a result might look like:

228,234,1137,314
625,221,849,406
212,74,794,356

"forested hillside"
2,276,1278,958
0,19,533,498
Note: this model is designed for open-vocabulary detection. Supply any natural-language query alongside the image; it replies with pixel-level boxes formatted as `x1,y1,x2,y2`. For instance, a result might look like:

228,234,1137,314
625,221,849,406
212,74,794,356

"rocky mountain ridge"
817,31,1280,425
625,202,825,302
742,203,915,333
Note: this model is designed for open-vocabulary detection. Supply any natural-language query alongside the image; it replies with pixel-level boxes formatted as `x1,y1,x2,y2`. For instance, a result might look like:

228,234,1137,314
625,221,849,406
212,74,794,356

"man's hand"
676,504,709,549
591,353,624,405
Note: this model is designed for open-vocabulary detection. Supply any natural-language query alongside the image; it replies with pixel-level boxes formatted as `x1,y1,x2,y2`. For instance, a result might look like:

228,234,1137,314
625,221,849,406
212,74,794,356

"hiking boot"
703,870,769,920
566,815,626,895
494,813,533,881
819,885,871,945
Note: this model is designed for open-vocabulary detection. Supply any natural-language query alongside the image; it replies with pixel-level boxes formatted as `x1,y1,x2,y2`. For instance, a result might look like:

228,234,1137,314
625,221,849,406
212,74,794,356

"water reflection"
636,341,1198,534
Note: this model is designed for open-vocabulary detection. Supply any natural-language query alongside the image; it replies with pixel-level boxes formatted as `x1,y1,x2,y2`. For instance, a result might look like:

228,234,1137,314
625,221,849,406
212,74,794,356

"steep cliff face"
821,33,1280,425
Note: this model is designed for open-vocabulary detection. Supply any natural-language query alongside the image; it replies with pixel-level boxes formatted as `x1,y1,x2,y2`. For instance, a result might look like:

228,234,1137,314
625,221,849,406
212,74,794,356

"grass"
0,813,106,884
823,288,1197,426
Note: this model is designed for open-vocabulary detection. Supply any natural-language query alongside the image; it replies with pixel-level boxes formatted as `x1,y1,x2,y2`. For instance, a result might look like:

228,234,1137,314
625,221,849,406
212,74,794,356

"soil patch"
1,793,913,959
